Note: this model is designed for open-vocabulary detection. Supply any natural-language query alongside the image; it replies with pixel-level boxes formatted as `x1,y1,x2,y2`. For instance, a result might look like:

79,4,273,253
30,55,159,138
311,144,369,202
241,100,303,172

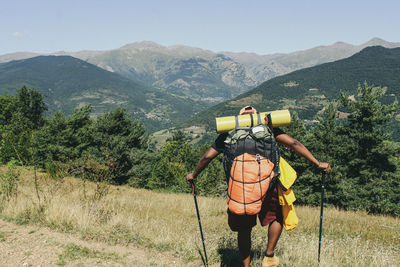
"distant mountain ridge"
0,55,209,131
220,38,400,83
185,46,400,130
1,38,399,105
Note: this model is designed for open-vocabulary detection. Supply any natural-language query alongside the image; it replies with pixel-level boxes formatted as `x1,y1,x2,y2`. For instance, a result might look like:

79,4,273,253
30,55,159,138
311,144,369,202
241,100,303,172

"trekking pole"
318,171,326,265
191,182,209,267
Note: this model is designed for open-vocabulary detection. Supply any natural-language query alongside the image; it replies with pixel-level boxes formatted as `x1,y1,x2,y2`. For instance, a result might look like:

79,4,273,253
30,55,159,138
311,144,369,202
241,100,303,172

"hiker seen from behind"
186,105,331,267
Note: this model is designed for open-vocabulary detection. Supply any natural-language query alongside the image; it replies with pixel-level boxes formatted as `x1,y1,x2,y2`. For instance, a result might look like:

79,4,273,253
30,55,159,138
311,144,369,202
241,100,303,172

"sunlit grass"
1,167,399,266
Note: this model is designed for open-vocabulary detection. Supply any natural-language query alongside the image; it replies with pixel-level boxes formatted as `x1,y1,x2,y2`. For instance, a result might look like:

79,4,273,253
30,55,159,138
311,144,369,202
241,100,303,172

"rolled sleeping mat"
215,109,291,133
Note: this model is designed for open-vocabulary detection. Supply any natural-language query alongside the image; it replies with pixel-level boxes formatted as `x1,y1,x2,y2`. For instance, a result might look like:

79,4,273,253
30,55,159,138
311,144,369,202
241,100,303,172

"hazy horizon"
1,0,399,55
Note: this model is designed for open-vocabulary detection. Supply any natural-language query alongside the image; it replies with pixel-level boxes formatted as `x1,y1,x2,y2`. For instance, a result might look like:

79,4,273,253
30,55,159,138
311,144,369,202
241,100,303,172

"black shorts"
228,187,283,231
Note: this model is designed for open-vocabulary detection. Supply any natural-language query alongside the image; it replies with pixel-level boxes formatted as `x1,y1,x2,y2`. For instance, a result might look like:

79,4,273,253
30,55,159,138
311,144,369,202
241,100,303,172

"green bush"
0,160,20,202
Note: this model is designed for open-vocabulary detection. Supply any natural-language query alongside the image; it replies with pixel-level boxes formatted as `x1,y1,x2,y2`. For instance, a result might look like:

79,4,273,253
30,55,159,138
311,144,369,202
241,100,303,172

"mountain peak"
332,41,352,47
120,41,164,50
359,37,400,49
363,37,389,46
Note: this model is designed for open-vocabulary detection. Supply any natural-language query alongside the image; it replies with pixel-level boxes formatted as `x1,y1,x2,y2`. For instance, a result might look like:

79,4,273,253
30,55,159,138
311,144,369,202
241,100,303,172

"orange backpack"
227,153,275,215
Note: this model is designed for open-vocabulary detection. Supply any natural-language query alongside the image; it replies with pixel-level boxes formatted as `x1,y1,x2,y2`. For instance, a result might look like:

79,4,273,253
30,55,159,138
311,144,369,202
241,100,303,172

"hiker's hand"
186,173,195,184
317,162,331,172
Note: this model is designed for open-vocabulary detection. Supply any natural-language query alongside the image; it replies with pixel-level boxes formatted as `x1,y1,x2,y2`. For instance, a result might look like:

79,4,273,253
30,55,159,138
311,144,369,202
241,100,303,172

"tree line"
1,84,399,216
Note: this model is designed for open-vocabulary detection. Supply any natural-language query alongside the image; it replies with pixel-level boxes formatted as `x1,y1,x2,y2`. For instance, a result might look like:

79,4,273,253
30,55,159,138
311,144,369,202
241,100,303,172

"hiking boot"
261,255,279,267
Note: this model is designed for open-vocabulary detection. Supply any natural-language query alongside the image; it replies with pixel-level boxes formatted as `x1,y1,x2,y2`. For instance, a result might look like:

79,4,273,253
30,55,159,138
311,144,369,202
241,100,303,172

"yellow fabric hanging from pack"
278,186,298,230
278,157,299,231
279,157,297,191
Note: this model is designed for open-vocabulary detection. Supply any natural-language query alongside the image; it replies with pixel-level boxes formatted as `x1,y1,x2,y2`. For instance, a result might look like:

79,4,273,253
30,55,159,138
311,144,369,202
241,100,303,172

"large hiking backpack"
223,113,280,215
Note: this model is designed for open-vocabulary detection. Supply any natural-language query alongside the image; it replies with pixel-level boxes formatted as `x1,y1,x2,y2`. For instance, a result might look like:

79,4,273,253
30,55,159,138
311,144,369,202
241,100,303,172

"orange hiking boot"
261,255,279,267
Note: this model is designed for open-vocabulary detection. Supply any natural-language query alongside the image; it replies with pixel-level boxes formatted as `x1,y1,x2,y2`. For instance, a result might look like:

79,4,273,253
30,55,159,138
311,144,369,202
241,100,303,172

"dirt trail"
0,219,197,267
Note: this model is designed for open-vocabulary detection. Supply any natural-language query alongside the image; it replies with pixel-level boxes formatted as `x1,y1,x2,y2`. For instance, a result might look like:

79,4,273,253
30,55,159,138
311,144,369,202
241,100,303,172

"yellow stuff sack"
278,157,297,191
278,157,299,230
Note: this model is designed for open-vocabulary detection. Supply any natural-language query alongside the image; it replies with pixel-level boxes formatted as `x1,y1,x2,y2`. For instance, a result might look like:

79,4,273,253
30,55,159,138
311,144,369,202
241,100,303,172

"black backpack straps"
235,115,239,129
250,113,254,128
257,112,262,125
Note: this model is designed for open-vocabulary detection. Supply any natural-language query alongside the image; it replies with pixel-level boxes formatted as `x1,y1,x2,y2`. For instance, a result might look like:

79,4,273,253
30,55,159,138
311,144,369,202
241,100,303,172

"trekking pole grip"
191,180,195,195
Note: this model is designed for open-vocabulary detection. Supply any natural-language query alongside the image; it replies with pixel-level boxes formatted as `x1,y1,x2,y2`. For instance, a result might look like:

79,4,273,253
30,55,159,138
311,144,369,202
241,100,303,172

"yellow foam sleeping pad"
278,157,299,231
215,109,291,133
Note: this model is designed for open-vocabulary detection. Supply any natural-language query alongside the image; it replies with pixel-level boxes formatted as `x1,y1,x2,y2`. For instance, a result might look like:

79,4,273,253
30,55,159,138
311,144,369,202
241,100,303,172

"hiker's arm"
276,134,331,171
186,147,220,183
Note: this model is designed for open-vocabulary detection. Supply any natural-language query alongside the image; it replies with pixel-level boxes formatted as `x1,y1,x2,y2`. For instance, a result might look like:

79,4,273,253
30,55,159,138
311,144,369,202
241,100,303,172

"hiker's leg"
258,186,283,256
228,210,256,266
238,228,252,267
266,220,282,255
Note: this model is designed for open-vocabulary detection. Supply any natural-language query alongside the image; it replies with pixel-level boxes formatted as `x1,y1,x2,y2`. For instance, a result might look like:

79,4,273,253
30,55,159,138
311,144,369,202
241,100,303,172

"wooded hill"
0,55,208,131
186,46,400,130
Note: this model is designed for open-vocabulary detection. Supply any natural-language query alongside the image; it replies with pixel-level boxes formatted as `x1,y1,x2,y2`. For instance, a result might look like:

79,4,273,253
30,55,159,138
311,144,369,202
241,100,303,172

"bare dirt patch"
0,219,191,267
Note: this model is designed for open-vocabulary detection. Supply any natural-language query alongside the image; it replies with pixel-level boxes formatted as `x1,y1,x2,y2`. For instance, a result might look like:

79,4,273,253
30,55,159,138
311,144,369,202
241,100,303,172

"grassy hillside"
0,55,209,131
0,166,399,266
186,46,400,130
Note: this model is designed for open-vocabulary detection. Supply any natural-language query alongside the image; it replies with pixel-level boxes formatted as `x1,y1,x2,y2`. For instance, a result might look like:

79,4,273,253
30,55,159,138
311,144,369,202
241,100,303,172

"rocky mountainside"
83,41,256,102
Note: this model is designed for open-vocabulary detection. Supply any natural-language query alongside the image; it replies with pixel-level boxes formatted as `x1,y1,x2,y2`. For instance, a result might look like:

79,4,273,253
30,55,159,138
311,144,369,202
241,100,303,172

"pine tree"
0,87,47,164
299,103,346,206
337,82,399,214
89,107,149,184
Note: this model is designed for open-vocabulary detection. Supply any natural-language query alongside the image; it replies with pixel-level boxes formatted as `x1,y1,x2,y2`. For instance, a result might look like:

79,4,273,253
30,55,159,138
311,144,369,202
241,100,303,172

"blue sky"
1,0,399,55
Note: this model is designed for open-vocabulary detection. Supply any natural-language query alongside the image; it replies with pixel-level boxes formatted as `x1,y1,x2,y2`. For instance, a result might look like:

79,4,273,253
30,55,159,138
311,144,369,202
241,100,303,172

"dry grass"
1,167,399,266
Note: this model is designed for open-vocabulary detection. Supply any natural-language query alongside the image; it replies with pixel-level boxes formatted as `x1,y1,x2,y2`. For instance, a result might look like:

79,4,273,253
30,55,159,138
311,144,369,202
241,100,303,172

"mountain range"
1,39,399,135
1,38,399,105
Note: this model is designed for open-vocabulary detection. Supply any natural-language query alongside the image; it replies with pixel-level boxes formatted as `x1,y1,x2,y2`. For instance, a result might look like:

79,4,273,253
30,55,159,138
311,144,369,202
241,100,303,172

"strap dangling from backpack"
235,115,239,129
257,112,262,125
